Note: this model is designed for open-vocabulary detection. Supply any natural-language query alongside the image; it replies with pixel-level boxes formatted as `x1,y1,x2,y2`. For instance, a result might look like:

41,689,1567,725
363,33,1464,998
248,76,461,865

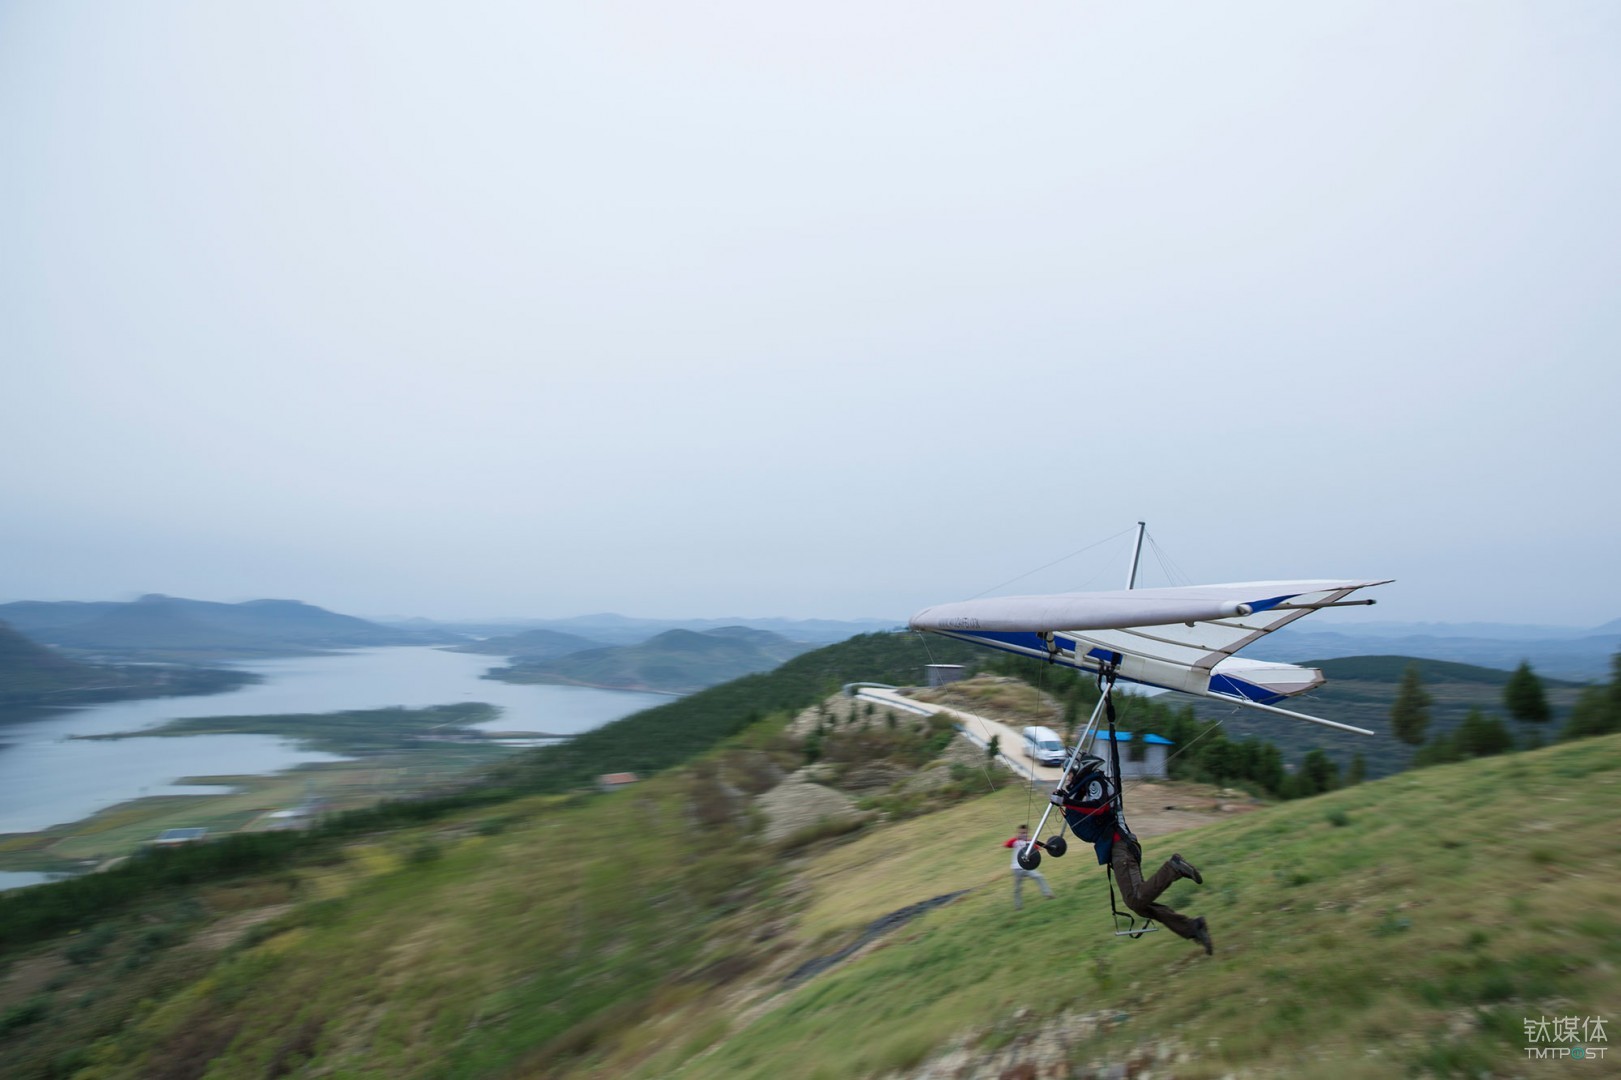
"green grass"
620,735,1621,1079
34,776,776,1079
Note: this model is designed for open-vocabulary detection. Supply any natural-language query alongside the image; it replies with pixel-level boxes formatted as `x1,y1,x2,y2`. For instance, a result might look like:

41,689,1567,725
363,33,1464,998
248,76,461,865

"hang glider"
910,576,1392,736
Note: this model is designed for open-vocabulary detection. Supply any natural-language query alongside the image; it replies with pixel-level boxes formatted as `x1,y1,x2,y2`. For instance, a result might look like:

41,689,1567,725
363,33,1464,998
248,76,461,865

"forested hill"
1175,653,1590,779
0,595,460,659
1315,654,1584,685
446,627,606,661
0,620,101,693
0,620,252,709
489,630,986,793
485,626,822,694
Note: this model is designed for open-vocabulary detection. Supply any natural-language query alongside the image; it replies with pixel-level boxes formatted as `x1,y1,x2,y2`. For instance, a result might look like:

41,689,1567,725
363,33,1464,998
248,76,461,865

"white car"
1020,725,1068,767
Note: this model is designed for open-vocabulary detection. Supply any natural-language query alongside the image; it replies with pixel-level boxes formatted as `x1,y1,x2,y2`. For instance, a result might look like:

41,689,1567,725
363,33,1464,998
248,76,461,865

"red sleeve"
1003,837,1017,847
1062,804,1112,817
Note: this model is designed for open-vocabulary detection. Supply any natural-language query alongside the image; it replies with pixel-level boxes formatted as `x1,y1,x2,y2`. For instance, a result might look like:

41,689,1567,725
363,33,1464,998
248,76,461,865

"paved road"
853,687,1065,785
852,687,1243,843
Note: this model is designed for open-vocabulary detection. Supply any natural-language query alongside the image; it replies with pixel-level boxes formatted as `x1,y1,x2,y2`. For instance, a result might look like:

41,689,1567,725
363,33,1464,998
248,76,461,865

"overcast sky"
2,2,1617,626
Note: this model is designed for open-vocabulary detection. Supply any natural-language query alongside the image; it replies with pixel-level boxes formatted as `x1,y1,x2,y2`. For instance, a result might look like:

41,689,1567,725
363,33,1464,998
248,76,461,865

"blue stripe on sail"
1207,673,1288,705
954,630,1051,652
1244,593,1299,614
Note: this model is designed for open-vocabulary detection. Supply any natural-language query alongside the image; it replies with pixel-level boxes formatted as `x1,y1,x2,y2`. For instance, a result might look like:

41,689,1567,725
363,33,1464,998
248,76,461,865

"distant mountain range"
1243,620,1620,681
486,626,819,694
5,592,1614,684
392,613,896,646
0,595,461,660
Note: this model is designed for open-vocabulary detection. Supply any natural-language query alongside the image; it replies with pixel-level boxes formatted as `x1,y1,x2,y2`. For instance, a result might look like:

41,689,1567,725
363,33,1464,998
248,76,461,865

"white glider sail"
910,578,1392,735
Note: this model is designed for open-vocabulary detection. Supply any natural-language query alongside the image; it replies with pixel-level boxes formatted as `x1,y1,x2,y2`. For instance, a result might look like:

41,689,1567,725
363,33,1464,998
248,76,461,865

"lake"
0,646,666,835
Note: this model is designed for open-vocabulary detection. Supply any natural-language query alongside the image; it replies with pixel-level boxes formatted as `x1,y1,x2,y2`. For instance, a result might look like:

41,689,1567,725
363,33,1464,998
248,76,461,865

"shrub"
0,995,51,1034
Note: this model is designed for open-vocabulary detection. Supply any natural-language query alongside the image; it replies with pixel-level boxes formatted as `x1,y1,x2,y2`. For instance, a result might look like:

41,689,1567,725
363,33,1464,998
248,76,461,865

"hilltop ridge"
0,595,461,659
485,625,818,694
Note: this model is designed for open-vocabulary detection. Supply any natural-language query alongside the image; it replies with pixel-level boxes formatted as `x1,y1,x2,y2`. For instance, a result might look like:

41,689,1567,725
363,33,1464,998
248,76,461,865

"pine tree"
1256,743,1286,795
1563,652,1621,739
1456,708,1515,757
1346,753,1367,785
1503,661,1552,725
1413,732,1462,767
1300,749,1341,795
1390,662,1433,746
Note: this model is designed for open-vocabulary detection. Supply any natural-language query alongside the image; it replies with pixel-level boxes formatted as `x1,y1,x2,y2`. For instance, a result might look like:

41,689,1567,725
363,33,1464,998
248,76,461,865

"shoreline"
0,742,525,885
482,672,687,697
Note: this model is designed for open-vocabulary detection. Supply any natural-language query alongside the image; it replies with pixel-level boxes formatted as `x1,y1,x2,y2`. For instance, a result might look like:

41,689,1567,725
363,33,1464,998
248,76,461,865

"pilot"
1052,757,1213,954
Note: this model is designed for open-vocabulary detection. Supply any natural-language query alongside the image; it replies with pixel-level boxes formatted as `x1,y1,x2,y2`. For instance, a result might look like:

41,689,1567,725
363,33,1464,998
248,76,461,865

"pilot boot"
1169,853,1203,885
1192,916,1214,955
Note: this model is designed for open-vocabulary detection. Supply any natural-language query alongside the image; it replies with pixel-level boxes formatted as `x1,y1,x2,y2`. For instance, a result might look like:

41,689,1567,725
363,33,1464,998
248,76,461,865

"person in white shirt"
1002,824,1054,909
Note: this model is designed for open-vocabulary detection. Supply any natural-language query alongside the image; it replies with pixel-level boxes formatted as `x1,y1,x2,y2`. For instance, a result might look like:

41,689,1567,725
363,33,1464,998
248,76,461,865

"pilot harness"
1022,655,1159,938
1094,678,1158,939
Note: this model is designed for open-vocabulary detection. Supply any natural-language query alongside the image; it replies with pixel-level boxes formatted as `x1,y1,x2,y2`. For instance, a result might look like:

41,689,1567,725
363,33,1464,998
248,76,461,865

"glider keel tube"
910,593,1252,634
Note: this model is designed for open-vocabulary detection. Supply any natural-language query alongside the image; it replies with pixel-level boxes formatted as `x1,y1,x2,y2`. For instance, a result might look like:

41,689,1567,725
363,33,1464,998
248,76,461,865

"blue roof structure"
155,827,207,842
1094,731,1173,746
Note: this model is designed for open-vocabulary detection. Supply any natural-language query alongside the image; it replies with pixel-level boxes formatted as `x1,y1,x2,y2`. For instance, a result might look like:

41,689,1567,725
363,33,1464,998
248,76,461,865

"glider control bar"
1023,691,1110,855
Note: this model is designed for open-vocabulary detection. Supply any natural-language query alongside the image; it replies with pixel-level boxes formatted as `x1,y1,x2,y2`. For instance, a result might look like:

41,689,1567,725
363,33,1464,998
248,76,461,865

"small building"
264,807,314,831
152,827,207,846
925,664,966,688
1091,732,1173,781
597,772,640,792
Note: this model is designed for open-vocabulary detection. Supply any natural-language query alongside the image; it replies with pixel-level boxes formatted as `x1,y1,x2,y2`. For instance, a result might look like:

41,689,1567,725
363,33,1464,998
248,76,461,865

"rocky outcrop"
898,1008,1185,1080
754,769,862,844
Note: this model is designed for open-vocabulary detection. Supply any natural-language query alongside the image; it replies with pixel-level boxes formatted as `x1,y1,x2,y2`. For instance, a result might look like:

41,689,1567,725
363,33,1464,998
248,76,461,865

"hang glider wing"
910,579,1391,732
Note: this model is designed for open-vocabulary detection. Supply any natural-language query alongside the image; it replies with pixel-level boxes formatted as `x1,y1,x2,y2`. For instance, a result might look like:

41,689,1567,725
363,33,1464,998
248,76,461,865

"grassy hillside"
488,626,818,694
5,711,1616,1078
600,736,1621,1079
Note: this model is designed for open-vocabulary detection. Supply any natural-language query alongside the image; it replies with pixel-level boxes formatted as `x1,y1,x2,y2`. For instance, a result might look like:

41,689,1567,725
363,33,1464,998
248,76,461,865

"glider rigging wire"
968,526,1138,601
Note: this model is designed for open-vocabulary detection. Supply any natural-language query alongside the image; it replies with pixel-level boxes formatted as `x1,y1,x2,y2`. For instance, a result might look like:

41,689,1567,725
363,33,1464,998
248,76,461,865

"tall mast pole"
1125,521,1146,590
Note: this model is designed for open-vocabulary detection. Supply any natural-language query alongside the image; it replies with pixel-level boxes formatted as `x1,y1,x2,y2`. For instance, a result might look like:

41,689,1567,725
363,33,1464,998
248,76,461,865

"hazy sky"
3,2,1617,626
